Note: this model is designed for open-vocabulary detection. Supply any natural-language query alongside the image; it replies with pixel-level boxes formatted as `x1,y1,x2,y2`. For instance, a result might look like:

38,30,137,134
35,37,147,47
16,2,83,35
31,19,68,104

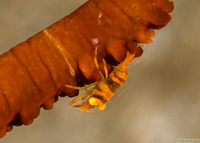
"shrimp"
65,46,139,112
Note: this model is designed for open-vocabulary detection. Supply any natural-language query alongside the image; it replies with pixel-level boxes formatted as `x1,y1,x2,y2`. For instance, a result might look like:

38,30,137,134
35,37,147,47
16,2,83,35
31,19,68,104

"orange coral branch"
0,0,174,138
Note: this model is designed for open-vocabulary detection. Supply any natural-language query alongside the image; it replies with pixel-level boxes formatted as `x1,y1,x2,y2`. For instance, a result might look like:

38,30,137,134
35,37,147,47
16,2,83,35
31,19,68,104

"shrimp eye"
89,97,100,105
97,103,106,111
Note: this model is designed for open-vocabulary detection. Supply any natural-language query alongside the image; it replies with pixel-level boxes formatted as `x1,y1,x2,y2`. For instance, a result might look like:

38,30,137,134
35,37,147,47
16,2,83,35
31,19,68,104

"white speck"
91,38,99,45
98,13,103,19
70,69,75,77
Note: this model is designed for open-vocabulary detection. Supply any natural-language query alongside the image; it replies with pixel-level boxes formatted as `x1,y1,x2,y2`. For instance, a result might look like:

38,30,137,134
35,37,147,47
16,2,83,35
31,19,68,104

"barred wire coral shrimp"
0,0,174,138
65,46,140,112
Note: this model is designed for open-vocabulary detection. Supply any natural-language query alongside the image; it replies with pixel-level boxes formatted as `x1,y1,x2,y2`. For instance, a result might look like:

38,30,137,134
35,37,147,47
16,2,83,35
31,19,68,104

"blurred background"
0,0,200,142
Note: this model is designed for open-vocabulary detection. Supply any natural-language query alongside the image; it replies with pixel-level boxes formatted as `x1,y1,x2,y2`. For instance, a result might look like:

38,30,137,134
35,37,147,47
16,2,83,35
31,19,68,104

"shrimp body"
66,48,136,112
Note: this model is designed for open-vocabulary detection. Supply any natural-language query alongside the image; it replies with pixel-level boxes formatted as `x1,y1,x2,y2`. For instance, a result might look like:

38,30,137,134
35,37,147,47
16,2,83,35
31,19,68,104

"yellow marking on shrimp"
65,46,138,112
97,101,106,111
43,30,76,77
96,81,114,100
89,97,100,105
102,59,108,78
109,74,124,86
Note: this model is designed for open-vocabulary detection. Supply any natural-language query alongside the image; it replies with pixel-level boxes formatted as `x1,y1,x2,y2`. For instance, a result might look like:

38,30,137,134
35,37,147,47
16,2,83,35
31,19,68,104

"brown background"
1,0,200,142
